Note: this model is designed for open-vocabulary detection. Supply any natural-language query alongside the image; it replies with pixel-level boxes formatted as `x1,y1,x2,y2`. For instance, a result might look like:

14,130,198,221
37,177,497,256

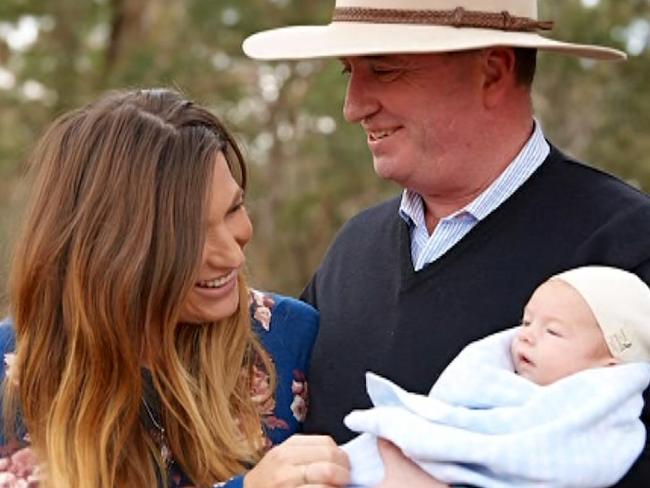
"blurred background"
0,0,649,307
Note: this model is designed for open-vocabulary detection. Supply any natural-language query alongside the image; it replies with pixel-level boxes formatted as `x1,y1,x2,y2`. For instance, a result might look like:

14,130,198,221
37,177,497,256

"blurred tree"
537,0,650,186
0,0,648,305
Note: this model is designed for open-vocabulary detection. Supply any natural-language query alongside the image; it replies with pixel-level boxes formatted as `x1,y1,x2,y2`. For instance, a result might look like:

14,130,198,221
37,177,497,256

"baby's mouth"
518,352,534,367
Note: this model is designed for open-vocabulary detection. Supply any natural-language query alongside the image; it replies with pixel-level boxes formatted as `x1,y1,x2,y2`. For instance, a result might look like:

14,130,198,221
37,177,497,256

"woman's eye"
229,201,245,214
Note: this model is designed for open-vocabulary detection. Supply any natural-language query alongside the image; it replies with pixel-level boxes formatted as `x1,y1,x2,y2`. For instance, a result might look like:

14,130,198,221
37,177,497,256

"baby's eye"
519,320,531,327
545,328,562,337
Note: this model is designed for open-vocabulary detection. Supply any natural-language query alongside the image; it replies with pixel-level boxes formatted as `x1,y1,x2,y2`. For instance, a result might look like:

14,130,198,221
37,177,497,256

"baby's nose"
518,327,535,344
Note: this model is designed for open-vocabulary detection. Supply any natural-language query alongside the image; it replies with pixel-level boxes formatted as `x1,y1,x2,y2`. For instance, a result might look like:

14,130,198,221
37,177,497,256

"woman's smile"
196,269,238,289
193,269,239,300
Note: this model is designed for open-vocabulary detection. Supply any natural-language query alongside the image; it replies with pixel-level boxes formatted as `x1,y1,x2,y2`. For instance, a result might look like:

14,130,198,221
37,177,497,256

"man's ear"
481,47,517,108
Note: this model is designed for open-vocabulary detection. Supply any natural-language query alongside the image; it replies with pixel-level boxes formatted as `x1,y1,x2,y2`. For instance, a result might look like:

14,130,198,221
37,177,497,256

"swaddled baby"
343,266,650,488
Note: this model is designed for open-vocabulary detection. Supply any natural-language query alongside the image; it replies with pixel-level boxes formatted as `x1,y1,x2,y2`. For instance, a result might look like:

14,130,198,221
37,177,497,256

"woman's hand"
375,439,449,488
244,434,350,488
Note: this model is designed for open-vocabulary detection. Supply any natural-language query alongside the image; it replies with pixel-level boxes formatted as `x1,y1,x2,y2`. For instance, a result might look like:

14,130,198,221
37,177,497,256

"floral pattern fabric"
0,291,319,488
0,439,40,487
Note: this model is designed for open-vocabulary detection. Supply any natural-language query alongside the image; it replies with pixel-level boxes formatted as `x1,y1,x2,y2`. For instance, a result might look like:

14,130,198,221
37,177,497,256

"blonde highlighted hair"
3,89,272,487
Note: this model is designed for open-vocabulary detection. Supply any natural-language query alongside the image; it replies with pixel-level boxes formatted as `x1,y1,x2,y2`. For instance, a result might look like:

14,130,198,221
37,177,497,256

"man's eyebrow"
365,55,400,62
338,55,399,62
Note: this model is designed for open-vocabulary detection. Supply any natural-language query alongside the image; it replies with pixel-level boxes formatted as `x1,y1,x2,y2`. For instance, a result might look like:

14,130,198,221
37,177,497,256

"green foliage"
0,0,648,302
536,0,650,185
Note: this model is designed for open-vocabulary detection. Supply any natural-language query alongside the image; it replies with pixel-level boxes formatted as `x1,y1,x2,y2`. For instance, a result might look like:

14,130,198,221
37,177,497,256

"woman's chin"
180,295,239,324
187,306,239,324
179,283,240,324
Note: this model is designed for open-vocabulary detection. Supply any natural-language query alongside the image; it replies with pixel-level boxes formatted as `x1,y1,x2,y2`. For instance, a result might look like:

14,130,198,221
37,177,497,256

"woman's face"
178,152,252,324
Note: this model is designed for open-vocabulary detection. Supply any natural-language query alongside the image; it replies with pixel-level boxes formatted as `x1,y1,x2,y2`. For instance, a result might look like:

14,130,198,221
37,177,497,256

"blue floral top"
0,291,319,488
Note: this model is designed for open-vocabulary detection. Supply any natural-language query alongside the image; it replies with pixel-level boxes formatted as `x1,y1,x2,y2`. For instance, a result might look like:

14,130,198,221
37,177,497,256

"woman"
0,89,349,487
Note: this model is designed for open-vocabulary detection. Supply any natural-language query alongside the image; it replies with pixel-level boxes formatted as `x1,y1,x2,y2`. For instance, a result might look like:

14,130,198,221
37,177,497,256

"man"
244,1,650,485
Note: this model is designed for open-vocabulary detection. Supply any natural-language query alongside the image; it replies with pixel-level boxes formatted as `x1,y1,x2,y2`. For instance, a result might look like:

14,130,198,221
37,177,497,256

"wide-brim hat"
552,266,650,363
243,0,626,61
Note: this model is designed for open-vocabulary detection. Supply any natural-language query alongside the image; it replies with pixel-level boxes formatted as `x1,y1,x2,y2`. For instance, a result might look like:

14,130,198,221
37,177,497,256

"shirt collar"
399,120,550,227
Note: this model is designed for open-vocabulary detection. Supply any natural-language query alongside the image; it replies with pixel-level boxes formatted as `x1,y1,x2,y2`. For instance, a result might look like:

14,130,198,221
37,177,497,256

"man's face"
340,52,486,195
511,279,615,386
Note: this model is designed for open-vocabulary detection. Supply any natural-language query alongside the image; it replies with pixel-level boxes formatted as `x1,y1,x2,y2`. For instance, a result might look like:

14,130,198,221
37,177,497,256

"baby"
343,266,650,488
510,266,630,386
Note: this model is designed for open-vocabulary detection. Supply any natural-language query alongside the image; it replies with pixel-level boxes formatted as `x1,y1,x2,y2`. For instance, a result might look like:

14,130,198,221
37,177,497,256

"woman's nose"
234,209,253,247
203,238,244,270
204,219,252,269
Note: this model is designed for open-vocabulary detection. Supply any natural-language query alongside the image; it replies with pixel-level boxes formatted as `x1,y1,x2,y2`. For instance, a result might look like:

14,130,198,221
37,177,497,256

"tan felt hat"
553,266,650,363
243,0,626,61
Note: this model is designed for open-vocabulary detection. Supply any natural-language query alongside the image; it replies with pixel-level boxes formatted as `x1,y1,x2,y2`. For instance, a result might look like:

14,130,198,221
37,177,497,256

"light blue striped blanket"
342,327,650,488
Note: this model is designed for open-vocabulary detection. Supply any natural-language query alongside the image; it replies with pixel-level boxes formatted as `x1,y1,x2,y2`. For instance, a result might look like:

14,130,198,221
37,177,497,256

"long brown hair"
4,89,272,487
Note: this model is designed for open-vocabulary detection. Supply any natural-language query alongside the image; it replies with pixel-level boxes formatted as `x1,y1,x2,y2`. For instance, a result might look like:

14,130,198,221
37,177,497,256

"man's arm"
375,439,449,488
299,275,318,309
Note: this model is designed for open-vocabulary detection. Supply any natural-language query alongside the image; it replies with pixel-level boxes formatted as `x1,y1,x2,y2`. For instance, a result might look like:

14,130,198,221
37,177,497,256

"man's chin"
373,158,404,183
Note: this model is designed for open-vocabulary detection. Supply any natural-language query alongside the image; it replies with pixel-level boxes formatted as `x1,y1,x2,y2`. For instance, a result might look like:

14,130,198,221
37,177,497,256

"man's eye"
370,66,401,80
372,67,396,75
340,66,351,76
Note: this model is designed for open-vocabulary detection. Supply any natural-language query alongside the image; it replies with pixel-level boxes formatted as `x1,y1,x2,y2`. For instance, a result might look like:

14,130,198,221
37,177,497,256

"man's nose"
343,72,379,123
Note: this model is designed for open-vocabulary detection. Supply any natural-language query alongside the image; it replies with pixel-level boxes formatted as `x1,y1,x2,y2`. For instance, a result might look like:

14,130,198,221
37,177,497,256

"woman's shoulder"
0,319,15,348
248,290,318,341
0,320,37,484
248,291,317,443
0,319,16,380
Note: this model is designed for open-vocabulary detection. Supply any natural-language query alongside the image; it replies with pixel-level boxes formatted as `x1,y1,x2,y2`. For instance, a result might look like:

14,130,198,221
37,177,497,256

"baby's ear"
604,356,621,367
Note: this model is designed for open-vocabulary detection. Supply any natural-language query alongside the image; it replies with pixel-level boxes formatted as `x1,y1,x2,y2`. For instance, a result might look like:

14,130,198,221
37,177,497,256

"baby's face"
511,279,615,385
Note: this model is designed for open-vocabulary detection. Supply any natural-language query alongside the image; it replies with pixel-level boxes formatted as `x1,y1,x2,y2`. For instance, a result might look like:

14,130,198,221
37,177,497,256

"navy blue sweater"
302,146,650,486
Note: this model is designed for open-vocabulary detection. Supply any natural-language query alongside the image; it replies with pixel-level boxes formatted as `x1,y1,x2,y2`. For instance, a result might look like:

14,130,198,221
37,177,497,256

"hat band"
332,6,554,32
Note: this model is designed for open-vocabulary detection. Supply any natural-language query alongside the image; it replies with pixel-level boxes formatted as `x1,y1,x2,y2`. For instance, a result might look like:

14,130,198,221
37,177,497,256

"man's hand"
375,438,449,488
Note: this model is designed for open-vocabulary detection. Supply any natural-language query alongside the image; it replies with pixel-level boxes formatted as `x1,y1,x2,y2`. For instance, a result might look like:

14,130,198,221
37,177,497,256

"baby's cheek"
509,340,519,359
